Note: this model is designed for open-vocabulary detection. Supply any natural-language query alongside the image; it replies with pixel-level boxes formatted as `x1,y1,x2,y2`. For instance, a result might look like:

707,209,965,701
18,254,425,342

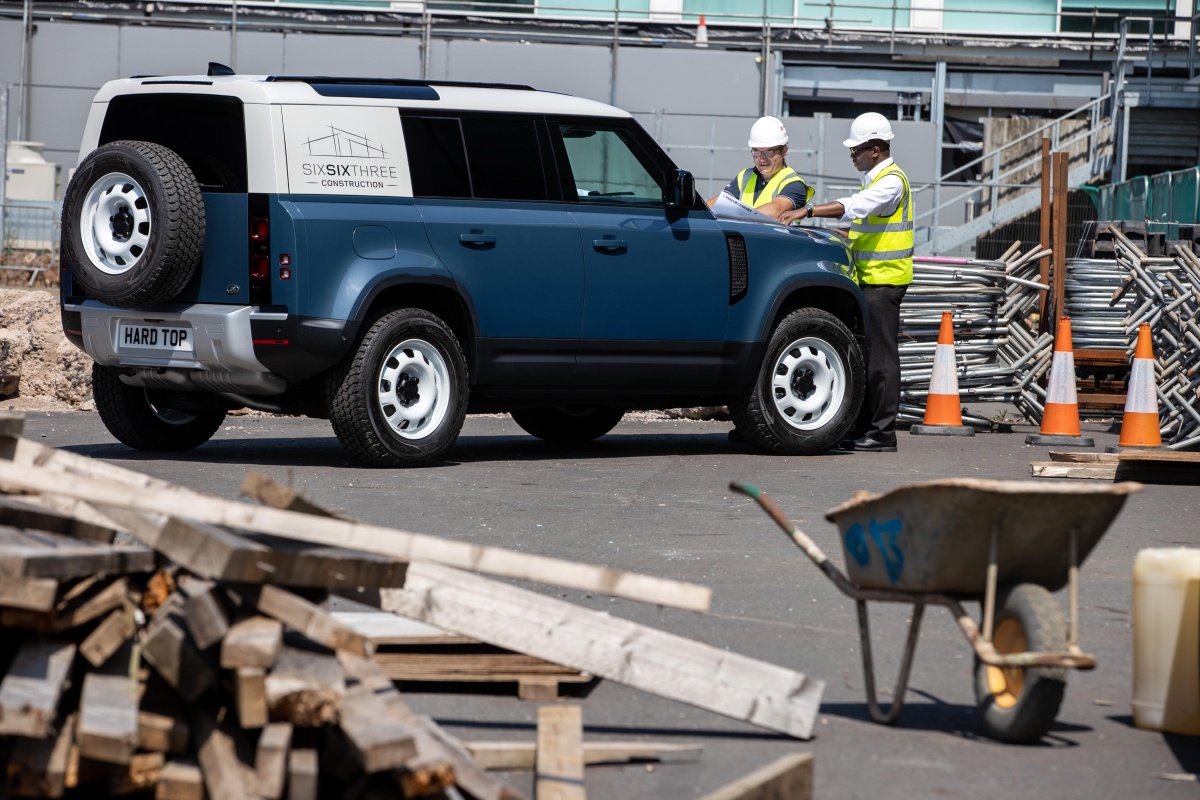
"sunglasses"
850,144,877,158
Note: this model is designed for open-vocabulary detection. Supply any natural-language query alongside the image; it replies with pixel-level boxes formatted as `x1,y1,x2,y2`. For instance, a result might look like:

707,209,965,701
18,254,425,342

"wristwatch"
804,202,815,214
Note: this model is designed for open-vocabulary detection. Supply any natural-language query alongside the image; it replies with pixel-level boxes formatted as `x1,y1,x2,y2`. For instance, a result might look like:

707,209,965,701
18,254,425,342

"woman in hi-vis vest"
780,112,913,453
707,116,814,222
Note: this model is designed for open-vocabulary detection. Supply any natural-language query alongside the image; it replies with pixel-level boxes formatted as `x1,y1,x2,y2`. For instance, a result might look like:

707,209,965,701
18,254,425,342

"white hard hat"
843,112,895,148
748,116,788,148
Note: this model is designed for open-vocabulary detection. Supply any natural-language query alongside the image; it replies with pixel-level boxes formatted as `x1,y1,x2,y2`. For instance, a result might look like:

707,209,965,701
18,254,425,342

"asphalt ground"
18,409,1200,800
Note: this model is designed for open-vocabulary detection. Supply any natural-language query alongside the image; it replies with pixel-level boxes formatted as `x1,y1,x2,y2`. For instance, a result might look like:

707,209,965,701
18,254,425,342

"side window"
401,116,472,199
555,123,664,206
460,117,549,202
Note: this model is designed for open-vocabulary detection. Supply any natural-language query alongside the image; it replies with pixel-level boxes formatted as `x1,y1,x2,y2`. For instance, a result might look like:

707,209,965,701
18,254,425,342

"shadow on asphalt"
820,695,1090,746
1106,716,1200,776
59,431,856,469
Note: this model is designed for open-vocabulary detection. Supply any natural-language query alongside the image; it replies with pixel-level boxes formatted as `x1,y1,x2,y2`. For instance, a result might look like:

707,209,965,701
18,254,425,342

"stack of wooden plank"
331,614,593,701
0,414,823,799
1031,449,1200,483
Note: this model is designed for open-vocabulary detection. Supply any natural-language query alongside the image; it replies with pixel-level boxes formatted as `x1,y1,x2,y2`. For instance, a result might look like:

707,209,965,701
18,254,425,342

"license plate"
118,323,194,353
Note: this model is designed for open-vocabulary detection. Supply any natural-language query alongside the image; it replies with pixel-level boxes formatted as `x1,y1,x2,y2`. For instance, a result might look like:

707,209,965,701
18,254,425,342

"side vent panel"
725,232,748,305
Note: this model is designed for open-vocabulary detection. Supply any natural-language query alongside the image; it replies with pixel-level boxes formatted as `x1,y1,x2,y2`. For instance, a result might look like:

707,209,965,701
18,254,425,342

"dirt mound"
0,288,93,411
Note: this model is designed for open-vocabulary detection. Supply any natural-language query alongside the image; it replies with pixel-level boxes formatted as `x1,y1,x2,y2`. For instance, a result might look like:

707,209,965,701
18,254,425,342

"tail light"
248,195,271,304
250,255,270,280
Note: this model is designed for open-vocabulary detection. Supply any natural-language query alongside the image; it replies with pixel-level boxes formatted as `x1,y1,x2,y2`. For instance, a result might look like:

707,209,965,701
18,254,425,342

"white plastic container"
1132,548,1200,735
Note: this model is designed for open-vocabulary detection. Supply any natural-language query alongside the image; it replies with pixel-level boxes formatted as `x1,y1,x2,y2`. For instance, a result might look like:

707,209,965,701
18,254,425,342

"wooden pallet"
332,613,593,701
1031,449,1200,483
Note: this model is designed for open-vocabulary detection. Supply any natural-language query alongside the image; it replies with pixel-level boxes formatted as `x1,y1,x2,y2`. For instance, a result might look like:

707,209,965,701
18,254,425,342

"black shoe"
728,427,744,443
839,438,857,450
851,432,897,452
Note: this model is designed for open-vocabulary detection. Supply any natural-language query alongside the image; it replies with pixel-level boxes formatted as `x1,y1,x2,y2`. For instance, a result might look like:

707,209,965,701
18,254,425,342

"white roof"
91,75,629,118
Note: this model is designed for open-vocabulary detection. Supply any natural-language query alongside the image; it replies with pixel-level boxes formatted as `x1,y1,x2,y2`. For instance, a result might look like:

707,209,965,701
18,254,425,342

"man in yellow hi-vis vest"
707,116,814,222
781,112,912,452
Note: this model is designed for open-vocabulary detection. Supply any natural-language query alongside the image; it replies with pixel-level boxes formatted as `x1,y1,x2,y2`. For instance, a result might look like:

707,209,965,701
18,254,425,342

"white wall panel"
617,47,760,116
281,33,421,78
443,40,611,102
32,23,120,88
232,30,285,76
28,87,100,172
118,27,233,78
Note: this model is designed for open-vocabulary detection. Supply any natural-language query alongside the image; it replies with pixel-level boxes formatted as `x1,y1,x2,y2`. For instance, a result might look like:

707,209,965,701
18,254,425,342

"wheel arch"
761,275,867,344
351,276,478,375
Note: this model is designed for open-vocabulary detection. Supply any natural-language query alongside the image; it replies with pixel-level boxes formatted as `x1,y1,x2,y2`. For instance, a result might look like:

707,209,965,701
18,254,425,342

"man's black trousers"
857,283,909,436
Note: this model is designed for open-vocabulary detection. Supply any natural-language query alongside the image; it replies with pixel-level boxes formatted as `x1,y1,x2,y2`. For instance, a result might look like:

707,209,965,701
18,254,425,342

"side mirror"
663,169,696,209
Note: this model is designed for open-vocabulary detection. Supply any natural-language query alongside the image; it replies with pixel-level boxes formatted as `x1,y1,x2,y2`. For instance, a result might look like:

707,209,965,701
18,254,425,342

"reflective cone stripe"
922,312,964,426
1039,317,1083,437
1118,323,1162,447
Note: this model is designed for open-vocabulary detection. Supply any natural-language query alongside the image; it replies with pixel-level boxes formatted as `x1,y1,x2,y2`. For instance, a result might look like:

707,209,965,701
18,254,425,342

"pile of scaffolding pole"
898,244,1054,429
1065,257,1139,350
1106,225,1200,450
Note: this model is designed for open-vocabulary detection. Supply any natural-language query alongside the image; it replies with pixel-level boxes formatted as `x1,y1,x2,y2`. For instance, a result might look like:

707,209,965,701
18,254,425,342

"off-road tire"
62,140,204,307
730,308,864,455
510,407,625,442
328,308,468,467
974,583,1069,743
92,363,226,452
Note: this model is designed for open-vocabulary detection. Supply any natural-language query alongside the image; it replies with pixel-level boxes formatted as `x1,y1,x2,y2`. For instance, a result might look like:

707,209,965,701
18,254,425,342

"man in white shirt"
780,112,913,452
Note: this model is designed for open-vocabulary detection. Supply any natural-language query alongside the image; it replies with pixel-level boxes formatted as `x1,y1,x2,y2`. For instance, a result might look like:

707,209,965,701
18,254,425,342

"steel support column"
930,61,947,253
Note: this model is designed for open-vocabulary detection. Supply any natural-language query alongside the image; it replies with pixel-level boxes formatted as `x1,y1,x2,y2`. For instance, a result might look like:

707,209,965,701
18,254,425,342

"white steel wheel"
329,309,468,467
729,307,865,455
62,140,204,307
80,172,152,276
375,338,451,440
770,336,847,431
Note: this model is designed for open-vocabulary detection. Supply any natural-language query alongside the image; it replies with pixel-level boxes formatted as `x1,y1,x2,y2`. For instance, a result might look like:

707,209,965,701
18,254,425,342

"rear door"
404,113,582,386
549,118,731,387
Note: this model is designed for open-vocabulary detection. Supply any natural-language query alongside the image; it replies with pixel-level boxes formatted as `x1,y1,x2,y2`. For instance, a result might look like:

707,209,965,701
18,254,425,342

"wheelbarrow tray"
823,478,1140,595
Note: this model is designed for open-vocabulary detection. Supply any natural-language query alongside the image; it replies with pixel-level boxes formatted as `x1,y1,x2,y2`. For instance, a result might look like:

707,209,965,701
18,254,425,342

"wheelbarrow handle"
730,481,857,596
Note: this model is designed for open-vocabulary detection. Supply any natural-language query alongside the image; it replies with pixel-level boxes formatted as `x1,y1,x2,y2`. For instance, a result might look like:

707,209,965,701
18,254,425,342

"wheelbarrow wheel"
973,583,1068,744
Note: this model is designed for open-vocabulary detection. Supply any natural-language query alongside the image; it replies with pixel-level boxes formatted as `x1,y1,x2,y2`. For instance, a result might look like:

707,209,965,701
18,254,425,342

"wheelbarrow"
731,478,1143,743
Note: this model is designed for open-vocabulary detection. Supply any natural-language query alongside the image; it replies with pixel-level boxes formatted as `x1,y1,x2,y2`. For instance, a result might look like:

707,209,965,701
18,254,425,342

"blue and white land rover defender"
60,67,868,466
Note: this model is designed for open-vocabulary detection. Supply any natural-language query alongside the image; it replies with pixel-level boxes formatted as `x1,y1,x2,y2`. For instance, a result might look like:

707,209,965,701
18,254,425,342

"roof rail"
265,76,535,91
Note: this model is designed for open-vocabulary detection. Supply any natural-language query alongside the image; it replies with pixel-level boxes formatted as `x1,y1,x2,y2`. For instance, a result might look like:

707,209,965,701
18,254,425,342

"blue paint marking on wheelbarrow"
844,523,870,567
731,477,1143,744
844,517,906,584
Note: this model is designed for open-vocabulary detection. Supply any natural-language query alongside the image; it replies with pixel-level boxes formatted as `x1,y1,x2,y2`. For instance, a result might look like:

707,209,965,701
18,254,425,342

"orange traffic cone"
1107,322,1162,452
1026,316,1095,447
911,311,974,436
695,14,709,47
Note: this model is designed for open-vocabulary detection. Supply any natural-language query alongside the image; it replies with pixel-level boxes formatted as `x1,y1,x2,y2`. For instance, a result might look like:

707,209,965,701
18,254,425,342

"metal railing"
236,0,1197,42
0,200,59,286
914,89,1116,256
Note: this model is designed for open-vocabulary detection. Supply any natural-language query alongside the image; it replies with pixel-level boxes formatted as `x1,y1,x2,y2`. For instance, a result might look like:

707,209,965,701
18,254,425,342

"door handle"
459,233,496,246
592,238,628,251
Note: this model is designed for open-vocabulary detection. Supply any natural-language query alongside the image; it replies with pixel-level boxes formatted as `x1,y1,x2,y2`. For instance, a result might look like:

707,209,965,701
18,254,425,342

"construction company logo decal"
283,105,412,197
